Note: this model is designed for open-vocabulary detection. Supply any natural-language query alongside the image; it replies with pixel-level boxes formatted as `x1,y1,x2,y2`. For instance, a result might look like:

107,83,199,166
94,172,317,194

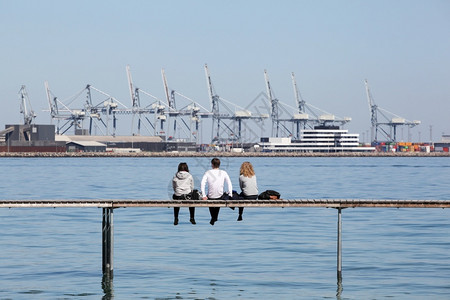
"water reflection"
336,276,343,299
102,274,114,300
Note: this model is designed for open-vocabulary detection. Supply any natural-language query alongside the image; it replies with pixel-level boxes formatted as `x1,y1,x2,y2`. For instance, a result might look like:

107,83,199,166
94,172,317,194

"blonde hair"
240,161,255,177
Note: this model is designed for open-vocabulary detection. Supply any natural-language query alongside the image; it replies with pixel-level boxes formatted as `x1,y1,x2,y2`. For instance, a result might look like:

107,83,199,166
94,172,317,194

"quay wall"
0,151,449,158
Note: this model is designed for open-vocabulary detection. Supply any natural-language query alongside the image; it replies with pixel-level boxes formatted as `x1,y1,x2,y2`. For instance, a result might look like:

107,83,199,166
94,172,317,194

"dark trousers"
239,194,258,216
173,194,195,219
209,207,220,221
174,207,195,219
208,197,222,221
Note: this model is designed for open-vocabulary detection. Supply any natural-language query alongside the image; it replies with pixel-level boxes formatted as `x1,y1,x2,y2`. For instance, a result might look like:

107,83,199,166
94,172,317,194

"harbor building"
434,134,450,152
0,124,66,152
259,126,375,152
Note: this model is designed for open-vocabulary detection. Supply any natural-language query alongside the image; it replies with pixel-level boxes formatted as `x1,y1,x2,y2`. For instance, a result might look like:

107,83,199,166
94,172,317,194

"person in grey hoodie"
172,162,196,225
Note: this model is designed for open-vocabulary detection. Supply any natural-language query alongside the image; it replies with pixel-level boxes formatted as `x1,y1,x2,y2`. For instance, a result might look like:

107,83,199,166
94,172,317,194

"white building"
259,127,375,152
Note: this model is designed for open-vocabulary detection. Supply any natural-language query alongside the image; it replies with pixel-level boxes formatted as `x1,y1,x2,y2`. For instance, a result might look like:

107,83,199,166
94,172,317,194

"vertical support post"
102,207,114,278
337,208,342,282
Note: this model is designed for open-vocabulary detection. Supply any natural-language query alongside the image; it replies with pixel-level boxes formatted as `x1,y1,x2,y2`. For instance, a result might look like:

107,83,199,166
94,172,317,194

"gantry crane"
85,84,122,136
264,70,351,139
162,68,211,142
205,64,267,143
45,66,207,139
364,79,420,143
264,70,281,137
290,72,309,138
45,81,90,135
47,80,134,136
126,65,167,136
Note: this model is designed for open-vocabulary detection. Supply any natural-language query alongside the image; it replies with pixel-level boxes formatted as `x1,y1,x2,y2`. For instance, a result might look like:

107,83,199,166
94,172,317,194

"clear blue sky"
1,0,449,142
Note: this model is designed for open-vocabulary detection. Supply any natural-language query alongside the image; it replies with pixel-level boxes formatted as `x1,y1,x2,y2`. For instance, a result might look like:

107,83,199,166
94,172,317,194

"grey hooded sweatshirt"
172,171,194,196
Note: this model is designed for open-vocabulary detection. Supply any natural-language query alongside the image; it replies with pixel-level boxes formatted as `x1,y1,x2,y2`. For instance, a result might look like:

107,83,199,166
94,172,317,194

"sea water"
0,157,449,299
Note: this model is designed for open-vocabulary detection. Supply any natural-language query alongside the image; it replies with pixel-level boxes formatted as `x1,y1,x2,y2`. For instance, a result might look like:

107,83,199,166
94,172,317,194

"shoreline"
0,151,449,158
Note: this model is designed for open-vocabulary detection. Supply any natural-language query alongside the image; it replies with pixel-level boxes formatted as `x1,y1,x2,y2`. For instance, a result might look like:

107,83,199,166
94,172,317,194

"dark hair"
211,157,220,168
178,162,189,172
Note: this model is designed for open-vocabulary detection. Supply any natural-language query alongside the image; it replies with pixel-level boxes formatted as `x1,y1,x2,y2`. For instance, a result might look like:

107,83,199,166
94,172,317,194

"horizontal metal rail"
0,199,449,208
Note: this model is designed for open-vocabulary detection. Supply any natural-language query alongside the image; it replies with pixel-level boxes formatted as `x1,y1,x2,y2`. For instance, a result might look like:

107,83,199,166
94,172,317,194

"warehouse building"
66,141,107,152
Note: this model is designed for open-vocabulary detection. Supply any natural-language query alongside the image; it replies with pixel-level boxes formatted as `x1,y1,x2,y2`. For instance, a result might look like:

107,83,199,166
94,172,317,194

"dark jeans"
208,197,222,221
173,194,195,219
239,194,258,215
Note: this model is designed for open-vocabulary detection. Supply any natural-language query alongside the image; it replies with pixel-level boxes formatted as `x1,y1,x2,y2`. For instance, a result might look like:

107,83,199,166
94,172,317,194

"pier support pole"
102,207,114,278
337,208,342,283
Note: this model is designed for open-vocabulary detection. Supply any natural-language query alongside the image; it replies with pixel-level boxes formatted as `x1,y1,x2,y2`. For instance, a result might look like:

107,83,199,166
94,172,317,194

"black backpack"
258,190,281,200
185,189,201,200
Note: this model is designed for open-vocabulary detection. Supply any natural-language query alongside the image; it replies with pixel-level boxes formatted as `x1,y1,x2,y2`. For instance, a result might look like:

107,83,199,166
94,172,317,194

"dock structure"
1,199,449,281
2,199,449,208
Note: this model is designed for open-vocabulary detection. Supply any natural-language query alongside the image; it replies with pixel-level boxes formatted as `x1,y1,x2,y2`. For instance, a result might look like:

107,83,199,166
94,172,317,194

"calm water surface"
0,157,449,299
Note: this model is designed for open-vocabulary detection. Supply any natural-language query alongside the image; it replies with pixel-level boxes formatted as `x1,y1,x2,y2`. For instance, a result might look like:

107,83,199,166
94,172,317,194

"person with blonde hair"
238,161,258,221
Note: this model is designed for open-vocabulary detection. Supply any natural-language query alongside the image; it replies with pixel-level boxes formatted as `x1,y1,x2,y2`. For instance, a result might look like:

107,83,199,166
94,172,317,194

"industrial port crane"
162,68,212,142
45,81,91,135
0,85,37,141
265,70,351,139
291,73,351,134
45,66,210,140
205,64,267,143
47,79,140,136
42,65,357,144
126,65,167,136
364,79,420,143
264,70,281,137
85,84,123,136
290,72,309,138
18,85,36,125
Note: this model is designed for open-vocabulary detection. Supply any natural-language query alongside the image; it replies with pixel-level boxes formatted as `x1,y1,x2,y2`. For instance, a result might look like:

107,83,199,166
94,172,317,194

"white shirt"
201,168,232,199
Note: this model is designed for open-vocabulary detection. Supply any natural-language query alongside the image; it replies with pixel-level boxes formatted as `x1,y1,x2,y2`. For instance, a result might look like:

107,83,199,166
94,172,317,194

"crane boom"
364,79,375,111
204,64,221,140
263,69,273,103
291,72,305,113
18,85,36,125
204,64,217,112
264,69,280,137
44,81,59,119
161,69,169,105
126,65,137,107
264,70,278,118
161,68,175,109
364,79,378,142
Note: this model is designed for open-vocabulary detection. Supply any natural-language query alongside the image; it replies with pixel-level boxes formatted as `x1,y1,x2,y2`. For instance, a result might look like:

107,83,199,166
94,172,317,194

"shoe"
230,207,235,210
237,215,243,221
174,218,179,225
190,218,196,225
210,219,215,225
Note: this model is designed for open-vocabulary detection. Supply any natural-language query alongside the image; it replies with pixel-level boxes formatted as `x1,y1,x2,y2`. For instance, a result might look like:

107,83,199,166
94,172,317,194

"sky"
1,0,449,143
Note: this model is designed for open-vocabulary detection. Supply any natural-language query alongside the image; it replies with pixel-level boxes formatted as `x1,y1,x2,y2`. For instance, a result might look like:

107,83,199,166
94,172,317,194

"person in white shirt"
201,157,232,225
